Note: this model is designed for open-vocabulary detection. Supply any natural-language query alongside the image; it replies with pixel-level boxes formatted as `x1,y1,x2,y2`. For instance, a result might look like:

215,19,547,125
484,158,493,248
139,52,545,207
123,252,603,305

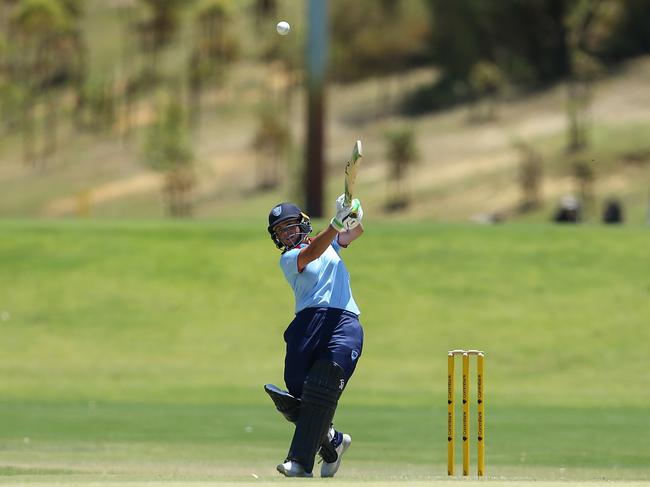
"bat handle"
344,191,356,218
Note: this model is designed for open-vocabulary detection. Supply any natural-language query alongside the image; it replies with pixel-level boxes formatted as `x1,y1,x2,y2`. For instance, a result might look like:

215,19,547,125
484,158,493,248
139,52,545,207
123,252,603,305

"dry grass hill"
1,1,649,224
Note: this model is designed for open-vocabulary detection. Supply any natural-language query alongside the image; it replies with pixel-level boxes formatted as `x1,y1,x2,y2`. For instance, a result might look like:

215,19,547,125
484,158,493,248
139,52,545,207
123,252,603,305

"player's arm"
297,225,339,272
337,223,363,247
297,198,359,271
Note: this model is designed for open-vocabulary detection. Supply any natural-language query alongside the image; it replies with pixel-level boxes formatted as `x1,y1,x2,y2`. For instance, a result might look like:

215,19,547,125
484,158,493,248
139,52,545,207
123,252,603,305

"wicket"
447,349,485,476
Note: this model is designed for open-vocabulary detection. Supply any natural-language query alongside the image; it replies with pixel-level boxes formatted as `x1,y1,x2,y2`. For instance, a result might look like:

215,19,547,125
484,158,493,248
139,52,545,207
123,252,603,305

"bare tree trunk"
164,169,195,218
567,80,591,152
43,93,58,163
517,143,543,212
121,81,131,143
188,52,202,132
73,36,88,127
22,99,36,166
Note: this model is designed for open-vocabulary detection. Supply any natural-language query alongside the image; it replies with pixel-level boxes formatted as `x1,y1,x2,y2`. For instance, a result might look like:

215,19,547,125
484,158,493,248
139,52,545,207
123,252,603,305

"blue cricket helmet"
267,202,312,251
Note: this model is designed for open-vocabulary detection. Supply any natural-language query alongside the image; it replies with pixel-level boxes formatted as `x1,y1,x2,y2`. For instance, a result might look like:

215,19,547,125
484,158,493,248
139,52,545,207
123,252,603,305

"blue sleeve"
331,237,342,254
280,248,300,279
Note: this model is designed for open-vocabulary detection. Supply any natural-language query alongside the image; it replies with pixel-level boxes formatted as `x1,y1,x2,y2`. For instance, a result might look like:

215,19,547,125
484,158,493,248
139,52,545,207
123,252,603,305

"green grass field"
1,219,649,486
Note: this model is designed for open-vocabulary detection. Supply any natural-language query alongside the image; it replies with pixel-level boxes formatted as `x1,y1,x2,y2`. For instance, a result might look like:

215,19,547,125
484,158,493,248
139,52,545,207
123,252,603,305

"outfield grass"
1,219,649,485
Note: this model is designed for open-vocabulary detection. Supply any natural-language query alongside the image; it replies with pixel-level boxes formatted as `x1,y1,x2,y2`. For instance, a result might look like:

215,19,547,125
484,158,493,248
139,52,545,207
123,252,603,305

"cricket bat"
344,140,363,217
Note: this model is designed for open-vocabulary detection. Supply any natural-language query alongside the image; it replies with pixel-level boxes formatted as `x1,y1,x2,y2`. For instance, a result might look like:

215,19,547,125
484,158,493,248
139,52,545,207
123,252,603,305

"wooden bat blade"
344,140,363,207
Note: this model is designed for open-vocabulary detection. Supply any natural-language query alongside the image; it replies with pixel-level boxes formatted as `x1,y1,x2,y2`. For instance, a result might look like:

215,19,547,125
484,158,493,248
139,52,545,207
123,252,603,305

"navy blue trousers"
283,307,364,398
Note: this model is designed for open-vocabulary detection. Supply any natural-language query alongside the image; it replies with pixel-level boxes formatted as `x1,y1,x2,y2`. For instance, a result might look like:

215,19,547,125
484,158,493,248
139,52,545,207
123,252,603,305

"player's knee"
302,360,346,407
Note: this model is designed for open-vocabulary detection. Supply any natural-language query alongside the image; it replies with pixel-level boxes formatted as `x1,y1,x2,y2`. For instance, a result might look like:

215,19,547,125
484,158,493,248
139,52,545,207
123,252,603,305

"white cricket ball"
276,20,290,36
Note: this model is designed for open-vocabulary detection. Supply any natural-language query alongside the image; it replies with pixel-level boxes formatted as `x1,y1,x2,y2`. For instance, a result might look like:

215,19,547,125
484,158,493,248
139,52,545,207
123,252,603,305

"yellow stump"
447,350,485,477
477,352,485,476
462,352,470,476
447,353,455,476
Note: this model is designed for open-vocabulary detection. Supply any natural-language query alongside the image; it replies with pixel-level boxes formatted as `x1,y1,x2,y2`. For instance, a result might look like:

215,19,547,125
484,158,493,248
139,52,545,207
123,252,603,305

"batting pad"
287,360,345,473
264,384,301,423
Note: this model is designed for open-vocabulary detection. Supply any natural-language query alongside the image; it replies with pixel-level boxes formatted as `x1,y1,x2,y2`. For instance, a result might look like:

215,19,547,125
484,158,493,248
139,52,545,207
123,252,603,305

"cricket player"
264,195,365,478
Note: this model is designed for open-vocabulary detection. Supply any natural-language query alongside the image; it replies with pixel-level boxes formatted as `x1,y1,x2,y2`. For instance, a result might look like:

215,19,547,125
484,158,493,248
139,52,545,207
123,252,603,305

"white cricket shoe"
277,460,313,478
320,433,352,478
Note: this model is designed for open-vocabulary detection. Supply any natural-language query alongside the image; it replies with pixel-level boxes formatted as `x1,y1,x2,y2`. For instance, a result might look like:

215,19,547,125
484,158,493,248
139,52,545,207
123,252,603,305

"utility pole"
304,0,328,217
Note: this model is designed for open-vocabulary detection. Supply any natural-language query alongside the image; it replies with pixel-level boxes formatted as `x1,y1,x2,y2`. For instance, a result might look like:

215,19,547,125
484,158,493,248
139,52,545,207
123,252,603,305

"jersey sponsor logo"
351,350,359,361
272,205,282,216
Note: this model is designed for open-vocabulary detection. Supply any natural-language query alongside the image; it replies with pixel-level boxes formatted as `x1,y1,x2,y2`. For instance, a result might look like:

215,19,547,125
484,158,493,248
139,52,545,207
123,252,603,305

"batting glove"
331,197,361,233
343,201,363,230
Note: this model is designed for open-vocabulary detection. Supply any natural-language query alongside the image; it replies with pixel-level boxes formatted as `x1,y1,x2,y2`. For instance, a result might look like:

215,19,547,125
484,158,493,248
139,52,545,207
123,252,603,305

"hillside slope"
1,0,650,223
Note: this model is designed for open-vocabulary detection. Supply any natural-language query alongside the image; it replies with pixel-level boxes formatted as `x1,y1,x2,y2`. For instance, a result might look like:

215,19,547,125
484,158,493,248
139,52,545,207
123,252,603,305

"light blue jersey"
279,238,360,315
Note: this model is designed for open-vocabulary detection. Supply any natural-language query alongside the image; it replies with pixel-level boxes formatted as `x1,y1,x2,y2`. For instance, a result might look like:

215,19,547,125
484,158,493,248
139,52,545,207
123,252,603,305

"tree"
79,78,116,133
598,0,650,61
385,126,418,211
9,0,81,166
0,40,19,133
143,96,195,217
565,0,621,152
565,50,602,152
330,0,430,83
419,0,574,112
188,0,238,128
468,60,506,123
136,0,188,79
427,0,572,86
573,160,596,220
421,0,634,115
330,0,430,119
515,141,543,212
251,0,277,29
252,102,291,190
